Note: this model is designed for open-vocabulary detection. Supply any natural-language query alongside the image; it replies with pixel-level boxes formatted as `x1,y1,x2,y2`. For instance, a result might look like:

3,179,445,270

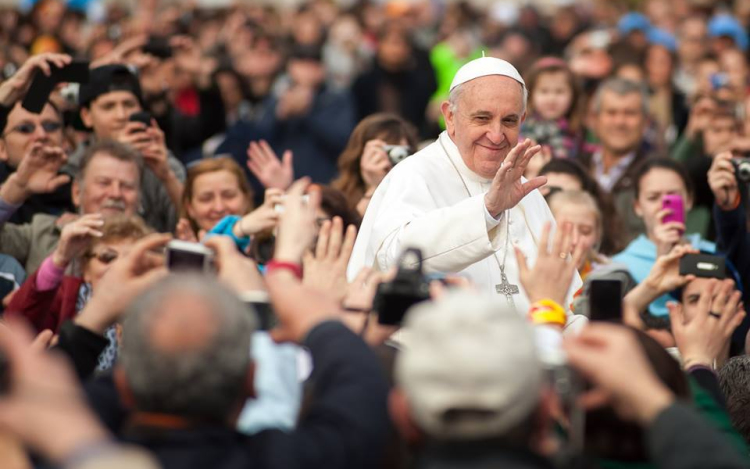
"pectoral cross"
495,271,519,304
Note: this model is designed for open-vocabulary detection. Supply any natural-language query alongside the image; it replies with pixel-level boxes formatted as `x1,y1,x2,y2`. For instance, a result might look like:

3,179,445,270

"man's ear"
389,388,424,445
80,106,93,129
113,366,136,408
71,179,81,208
441,101,455,136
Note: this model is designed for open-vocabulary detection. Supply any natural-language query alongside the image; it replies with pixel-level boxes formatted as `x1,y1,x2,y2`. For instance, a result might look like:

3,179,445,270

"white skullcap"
449,56,526,92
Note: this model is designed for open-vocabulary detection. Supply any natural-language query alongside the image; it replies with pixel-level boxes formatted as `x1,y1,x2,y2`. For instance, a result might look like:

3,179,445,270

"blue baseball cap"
618,12,651,35
708,14,749,51
648,28,677,52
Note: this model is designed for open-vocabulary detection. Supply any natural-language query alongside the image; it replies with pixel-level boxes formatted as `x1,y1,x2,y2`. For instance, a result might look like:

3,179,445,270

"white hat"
395,291,543,440
449,56,526,92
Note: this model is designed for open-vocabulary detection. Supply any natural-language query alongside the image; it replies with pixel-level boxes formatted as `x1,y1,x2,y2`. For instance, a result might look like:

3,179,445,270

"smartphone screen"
588,279,623,322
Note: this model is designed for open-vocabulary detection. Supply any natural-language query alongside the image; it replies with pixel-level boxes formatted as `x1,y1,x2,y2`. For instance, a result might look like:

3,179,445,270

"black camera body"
373,248,431,325
733,157,750,183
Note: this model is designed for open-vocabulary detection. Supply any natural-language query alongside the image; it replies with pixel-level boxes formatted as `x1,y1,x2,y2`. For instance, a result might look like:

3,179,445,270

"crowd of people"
0,0,749,468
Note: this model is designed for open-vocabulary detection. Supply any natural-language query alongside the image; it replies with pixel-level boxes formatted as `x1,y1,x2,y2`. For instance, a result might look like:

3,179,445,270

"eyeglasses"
85,249,119,265
4,121,63,136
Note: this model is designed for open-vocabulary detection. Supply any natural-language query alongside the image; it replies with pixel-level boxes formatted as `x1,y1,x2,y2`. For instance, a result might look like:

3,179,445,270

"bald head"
120,275,256,423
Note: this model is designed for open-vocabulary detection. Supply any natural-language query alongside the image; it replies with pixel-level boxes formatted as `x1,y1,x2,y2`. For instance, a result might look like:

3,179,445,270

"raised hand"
303,217,357,302
0,144,70,205
0,53,72,107
0,319,111,464
484,139,547,217
246,140,294,190
564,323,675,425
642,244,698,294
668,279,745,369
653,209,686,256
360,139,393,190
76,233,170,334
515,221,585,306
51,214,105,269
273,178,320,264
708,152,739,210
233,189,283,238
204,235,265,293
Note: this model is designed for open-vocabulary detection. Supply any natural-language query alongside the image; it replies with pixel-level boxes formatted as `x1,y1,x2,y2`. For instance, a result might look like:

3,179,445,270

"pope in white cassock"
347,57,584,323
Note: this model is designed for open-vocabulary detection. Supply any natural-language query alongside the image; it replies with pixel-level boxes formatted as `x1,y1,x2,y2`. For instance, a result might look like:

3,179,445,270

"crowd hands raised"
1,0,750,468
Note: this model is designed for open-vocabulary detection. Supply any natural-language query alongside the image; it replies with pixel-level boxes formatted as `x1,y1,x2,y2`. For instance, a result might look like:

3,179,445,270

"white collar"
439,131,493,184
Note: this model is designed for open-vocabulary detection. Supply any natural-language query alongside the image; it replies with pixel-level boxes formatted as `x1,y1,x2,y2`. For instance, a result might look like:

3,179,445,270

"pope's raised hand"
484,139,547,218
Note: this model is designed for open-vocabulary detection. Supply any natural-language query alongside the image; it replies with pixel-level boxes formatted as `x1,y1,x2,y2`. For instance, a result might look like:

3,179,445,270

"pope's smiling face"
441,75,526,179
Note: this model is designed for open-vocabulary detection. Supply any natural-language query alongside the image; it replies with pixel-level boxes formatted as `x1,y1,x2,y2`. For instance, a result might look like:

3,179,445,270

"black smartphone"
588,279,624,322
143,36,173,59
129,111,152,127
241,292,276,331
679,253,727,279
22,60,90,113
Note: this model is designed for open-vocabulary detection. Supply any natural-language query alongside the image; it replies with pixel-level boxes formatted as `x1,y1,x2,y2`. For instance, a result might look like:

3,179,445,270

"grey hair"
120,274,257,423
448,79,528,114
592,77,649,115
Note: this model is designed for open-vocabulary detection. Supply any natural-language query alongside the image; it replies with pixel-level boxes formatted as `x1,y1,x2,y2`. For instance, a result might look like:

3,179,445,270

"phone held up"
587,278,624,322
165,240,214,273
661,194,685,229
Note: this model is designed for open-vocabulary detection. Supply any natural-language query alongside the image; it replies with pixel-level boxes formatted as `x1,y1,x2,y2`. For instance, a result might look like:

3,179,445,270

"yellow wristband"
529,299,567,326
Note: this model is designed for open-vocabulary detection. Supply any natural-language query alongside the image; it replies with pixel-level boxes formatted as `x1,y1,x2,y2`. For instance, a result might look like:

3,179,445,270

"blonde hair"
179,158,254,234
548,190,603,253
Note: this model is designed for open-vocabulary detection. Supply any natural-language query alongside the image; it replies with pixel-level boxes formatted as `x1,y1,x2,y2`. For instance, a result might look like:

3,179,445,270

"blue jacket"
613,234,716,316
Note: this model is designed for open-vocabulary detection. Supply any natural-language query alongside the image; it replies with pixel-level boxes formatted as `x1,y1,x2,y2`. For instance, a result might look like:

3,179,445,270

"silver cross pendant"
495,272,520,304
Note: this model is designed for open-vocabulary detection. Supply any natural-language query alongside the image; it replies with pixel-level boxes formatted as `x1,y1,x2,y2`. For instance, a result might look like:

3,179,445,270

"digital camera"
373,248,431,325
733,157,750,183
383,145,411,166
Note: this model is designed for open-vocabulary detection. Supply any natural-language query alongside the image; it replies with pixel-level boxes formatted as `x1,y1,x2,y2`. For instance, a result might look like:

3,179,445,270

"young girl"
521,57,584,173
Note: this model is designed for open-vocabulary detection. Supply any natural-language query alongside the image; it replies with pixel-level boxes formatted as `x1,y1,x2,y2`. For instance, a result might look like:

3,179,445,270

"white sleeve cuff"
483,202,504,231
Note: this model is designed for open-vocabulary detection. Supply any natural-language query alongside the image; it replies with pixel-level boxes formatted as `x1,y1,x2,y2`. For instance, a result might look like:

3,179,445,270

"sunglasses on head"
5,121,63,136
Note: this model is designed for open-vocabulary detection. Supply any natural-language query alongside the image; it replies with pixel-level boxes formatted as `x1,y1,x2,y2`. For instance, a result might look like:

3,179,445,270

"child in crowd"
521,57,586,174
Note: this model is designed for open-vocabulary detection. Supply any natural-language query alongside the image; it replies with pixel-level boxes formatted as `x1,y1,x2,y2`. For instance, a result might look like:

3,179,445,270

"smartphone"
661,194,685,227
587,279,623,322
240,291,276,331
143,36,173,59
22,60,90,113
129,111,153,127
679,253,727,279
165,240,214,272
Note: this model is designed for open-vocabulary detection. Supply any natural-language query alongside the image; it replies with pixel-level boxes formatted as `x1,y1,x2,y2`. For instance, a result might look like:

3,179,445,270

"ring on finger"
558,252,567,259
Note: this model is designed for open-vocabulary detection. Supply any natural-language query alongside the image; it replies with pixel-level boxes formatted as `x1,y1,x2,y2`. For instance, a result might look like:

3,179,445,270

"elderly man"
0,139,142,273
579,78,655,241
348,57,581,316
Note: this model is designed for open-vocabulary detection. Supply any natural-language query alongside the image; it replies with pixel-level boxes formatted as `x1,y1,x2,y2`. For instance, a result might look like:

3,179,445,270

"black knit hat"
78,64,144,108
